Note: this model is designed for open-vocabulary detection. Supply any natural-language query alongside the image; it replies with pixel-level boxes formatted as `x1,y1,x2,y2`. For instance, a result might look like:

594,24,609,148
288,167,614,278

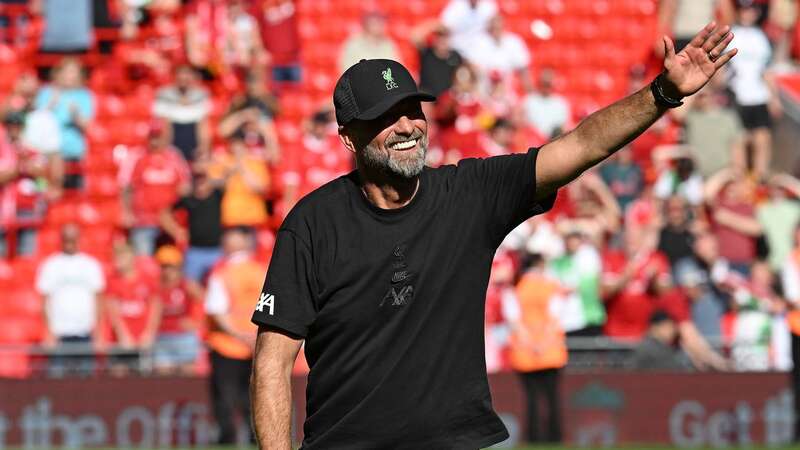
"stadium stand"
0,0,798,384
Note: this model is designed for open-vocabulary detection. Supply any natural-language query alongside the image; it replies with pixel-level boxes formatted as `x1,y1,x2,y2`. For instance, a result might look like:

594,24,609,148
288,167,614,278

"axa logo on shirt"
256,293,275,315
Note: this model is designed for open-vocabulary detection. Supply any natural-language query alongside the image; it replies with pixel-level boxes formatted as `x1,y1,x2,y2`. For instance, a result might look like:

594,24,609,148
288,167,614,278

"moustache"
384,130,425,147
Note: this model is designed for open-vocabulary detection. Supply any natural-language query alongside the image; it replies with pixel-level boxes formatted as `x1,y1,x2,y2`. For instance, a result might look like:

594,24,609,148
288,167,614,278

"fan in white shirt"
440,0,498,55
461,15,532,91
35,224,105,343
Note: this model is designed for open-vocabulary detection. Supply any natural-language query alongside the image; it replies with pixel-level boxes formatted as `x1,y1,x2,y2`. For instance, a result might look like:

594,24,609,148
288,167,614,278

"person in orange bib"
204,227,264,444
506,253,567,444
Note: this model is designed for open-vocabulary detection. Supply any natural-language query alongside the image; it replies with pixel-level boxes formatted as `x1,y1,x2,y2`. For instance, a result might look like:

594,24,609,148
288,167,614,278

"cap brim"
355,91,437,122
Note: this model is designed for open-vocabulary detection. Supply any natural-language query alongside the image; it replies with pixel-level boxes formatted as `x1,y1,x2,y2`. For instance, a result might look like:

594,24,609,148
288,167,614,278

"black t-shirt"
418,46,463,97
173,188,224,248
657,225,695,268
252,148,554,450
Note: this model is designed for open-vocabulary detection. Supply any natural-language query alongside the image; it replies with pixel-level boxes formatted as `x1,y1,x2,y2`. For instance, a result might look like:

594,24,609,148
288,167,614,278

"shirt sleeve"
251,228,318,338
461,147,556,245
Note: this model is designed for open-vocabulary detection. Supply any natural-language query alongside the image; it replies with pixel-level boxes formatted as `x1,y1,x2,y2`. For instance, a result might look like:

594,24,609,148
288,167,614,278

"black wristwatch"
651,73,684,108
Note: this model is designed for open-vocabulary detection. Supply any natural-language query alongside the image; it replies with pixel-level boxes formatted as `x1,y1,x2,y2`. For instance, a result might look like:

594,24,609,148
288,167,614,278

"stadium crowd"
1,0,800,389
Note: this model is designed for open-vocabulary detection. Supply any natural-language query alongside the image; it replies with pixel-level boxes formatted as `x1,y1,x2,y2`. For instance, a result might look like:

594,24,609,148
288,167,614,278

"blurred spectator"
506,253,565,444
485,251,515,373
757,173,800,270
160,168,224,282
153,65,212,162
677,85,744,177
462,15,532,91
600,147,643,213
602,230,672,339
411,21,463,97
434,64,486,159
280,109,351,206
103,243,159,375
122,120,191,256
440,0,498,55
483,70,518,119
675,232,735,341
0,111,51,258
705,170,764,273
40,0,92,52
114,6,184,88
254,0,302,84
548,230,604,336
13,73,64,183
608,232,729,369
555,173,622,246
185,0,267,77
35,224,105,377
3,71,40,116
729,0,778,177
338,11,399,71
767,0,798,68
152,245,203,375
522,68,571,140
657,196,699,269
653,146,704,207
781,225,800,436
629,310,687,370
209,137,269,228
501,216,564,260
479,118,516,157
34,57,94,188
204,227,262,444
727,261,778,371
658,0,734,51
218,72,280,162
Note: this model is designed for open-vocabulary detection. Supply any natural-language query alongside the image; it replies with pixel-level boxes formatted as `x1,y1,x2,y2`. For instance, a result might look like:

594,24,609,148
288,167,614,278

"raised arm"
534,22,737,200
251,326,302,450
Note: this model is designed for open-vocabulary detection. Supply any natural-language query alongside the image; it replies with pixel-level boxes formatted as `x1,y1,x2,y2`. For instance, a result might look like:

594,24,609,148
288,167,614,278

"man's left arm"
534,22,737,201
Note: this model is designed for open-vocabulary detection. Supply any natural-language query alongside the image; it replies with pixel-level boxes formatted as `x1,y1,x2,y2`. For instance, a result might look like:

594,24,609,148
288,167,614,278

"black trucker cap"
334,59,436,126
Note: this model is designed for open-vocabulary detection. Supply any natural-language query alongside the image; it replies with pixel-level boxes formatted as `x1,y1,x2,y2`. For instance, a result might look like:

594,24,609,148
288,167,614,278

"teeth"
390,139,417,150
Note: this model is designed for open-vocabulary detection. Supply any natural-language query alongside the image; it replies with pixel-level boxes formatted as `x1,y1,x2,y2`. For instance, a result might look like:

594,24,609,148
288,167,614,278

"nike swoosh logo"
391,271,410,283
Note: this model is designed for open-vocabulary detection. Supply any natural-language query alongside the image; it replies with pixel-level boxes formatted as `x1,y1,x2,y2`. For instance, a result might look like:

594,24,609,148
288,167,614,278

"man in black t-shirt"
160,170,224,282
251,23,738,450
411,22,463,97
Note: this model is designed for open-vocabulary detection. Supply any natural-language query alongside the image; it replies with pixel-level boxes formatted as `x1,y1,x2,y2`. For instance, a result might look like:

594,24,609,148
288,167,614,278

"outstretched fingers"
688,22,717,49
708,31,734,60
714,48,738,69
702,25,732,53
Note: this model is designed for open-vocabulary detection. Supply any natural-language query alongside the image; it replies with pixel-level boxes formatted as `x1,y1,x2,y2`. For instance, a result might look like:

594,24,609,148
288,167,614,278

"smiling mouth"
388,138,418,151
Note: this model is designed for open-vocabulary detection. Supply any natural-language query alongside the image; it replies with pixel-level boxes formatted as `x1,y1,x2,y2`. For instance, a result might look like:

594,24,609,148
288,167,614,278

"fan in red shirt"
279,110,352,207
103,243,159,374
122,120,191,255
433,64,488,163
0,111,50,258
151,245,203,375
601,229,675,340
601,229,729,370
253,0,301,83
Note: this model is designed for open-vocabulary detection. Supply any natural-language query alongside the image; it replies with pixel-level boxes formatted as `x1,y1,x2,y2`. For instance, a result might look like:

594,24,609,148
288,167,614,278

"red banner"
0,372,793,448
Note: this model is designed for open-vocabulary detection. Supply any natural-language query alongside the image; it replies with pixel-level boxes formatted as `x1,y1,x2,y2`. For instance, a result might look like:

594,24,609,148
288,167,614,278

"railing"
0,335,781,378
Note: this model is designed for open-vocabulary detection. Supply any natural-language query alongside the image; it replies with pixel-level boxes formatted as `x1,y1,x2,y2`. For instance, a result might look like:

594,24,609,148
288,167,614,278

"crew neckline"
346,168,429,220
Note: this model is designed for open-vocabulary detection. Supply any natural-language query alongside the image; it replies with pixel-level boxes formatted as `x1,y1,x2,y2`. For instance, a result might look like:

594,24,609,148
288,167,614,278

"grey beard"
361,134,428,179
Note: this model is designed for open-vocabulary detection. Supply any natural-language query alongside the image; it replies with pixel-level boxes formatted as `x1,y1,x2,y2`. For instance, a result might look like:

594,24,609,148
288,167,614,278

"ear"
338,126,357,155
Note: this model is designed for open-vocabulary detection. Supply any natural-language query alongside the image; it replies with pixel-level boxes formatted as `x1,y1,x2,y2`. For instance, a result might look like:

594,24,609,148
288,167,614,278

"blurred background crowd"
1,0,800,394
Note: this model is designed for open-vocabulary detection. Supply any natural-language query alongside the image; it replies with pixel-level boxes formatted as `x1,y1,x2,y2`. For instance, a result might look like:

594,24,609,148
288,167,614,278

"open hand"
662,22,738,98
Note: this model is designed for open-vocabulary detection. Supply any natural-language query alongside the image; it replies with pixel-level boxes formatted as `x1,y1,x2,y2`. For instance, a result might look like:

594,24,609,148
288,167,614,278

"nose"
394,116,415,135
